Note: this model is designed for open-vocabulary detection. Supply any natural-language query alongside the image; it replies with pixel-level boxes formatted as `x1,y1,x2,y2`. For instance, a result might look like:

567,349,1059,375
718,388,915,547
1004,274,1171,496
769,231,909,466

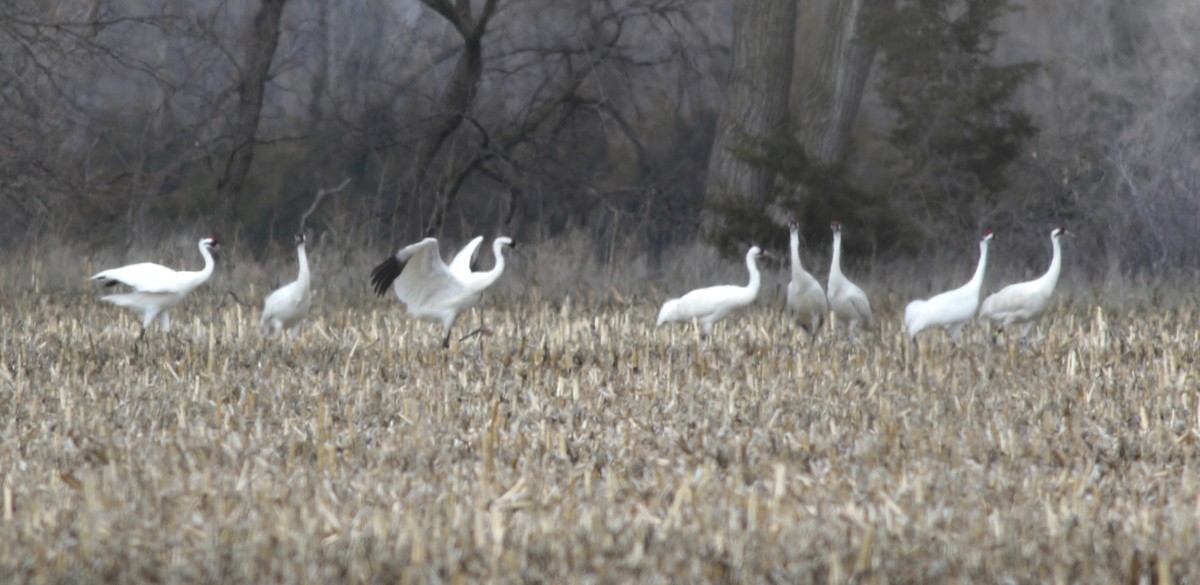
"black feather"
104,279,119,288
370,255,405,297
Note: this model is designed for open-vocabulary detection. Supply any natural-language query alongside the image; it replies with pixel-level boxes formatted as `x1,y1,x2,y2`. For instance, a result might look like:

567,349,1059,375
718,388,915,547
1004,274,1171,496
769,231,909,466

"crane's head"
201,235,220,250
496,236,515,251
294,231,306,246
831,220,842,234
1052,225,1070,239
981,230,994,243
788,215,799,231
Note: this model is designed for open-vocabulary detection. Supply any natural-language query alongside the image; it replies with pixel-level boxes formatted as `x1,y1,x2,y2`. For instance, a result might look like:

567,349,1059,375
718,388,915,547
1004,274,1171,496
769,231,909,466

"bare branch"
299,177,352,231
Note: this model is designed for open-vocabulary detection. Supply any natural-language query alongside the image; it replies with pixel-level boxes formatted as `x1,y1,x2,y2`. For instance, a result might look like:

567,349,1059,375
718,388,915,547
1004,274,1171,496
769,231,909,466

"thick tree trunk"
703,0,796,219
793,0,894,164
214,0,288,229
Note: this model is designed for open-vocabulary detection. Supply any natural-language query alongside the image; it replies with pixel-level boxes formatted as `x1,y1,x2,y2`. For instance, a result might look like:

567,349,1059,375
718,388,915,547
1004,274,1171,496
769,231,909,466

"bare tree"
703,0,796,224
213,0,290,230
793,0,895,164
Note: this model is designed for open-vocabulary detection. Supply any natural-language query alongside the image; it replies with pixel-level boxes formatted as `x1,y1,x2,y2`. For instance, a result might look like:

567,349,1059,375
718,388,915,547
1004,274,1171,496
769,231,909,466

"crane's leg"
460,309,495,342
442,330,452,349
949,324,963,346
1020,322,1035,339
139,310,161,341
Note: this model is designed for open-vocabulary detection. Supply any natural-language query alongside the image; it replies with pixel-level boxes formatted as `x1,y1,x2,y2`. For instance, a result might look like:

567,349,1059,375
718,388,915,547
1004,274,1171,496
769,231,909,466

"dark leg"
442,330,452,349
459,310,494,342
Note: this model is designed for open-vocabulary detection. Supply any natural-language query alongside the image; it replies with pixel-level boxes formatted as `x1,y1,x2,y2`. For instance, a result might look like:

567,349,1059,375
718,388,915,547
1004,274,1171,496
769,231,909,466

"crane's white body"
261,235,312,334
826,222,873,334
91,236,218,337
787,222,827,335
905,232,994,342
371,236,513,348
979,227,1065,339
657,246,766,335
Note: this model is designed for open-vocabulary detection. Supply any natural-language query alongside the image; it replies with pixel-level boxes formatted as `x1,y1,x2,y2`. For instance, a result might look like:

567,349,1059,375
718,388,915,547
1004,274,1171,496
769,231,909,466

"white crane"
826,221,873,335
656,245,768,336
978,226,1068,341
370,236,514,348
91,235,219,339
905,231,994,342
787,218,827,336
260,231,312,335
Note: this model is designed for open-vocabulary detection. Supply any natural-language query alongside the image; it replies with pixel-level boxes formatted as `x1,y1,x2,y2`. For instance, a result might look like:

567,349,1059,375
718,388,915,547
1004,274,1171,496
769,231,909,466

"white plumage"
656,245,767,336
905,231,994,342
371,236,514,348
786,218,827,336
261,232,312,335
979,227,1067,340
91,235,219,338
826,221,873,334
447,235,484,280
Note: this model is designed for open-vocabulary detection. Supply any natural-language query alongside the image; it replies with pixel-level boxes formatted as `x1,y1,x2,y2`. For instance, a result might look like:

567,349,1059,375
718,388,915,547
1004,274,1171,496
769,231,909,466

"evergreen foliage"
705,129,914,258
862,0,1038,241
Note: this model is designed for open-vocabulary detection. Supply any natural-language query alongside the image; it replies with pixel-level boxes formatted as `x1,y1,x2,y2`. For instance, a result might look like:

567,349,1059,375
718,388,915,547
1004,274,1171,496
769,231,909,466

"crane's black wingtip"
370,256,405,297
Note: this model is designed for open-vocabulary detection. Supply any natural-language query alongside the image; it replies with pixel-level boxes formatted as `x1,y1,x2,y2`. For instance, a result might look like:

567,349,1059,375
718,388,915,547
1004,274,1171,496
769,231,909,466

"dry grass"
2,246,1199,583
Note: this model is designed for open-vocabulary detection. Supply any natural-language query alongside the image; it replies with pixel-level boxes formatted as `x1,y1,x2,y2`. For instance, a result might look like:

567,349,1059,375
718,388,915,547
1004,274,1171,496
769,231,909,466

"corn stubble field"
2,251,1200,583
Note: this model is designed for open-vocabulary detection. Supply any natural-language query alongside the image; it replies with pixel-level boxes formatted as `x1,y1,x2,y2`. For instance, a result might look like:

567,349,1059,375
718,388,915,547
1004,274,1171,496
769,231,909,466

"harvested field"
1,257,1199,583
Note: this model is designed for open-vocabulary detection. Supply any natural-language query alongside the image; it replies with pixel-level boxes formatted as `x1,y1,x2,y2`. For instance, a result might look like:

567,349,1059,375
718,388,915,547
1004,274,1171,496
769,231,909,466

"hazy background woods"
2,0,1198,282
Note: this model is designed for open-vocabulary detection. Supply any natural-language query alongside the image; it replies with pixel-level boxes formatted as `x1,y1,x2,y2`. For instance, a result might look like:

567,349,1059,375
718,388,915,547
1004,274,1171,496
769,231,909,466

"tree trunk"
214,0,288,229
793,0,894,164
391,0,498,238
703,0,796,222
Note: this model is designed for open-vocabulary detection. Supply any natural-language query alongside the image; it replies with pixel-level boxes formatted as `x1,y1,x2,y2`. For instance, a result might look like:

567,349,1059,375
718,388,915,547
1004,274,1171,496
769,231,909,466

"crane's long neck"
197,241,215,280
830,232,844,279
744,250,762,296
789,230,804,278
296,243,310,286
180,240,216,294
1040,235,1062,287
477,240,508,289
968,240,990,291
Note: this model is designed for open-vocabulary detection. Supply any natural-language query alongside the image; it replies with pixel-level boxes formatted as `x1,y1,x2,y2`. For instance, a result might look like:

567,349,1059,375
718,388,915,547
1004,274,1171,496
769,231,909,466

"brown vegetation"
1,244,1197,583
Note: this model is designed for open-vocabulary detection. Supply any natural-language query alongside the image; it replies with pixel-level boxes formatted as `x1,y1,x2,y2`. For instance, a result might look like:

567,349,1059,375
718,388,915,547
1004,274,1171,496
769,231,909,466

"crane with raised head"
371,236,514,348
827,221,873,336
979,226,1068,341
905,231,994,343
657,245,769,337
91,235,219,339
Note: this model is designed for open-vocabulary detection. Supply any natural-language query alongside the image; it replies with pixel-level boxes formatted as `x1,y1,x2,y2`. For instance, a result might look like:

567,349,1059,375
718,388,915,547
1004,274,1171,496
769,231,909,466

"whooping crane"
827,221,873,335
905,231,994,342
978,226,1068,341
656,245,768,336
261,231,312,335
787,218,827,336
91,235,219,339
370,236,514,348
